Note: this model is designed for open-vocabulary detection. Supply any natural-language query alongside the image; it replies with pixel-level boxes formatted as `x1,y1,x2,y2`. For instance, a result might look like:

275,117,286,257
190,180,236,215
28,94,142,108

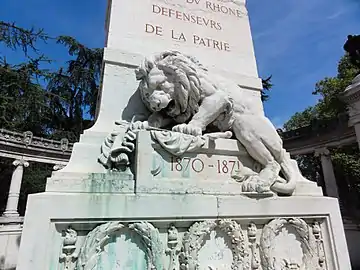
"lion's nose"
155,100,161,108
151,100,161,111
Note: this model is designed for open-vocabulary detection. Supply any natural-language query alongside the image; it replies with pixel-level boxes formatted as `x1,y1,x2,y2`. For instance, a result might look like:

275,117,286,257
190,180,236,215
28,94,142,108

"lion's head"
135,51,207,123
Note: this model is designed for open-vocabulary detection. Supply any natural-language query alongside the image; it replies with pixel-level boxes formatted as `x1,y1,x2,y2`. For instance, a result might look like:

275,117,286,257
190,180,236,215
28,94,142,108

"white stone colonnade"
314,147,340,198
2,159,29,217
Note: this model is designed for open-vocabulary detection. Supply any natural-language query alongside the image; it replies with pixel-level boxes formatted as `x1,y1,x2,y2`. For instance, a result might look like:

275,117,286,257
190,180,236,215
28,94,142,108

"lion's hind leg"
232,117,281,191
235,116,299,195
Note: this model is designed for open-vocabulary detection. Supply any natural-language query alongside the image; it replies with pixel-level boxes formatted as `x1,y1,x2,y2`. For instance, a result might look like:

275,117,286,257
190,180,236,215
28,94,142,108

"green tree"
0,20,49,55
0,21,102,213
47,36,103,140
284,55,359,131
312,55,357,118
261,75,273,102
0,21,103,139
283,106,318,131
0,21,53,135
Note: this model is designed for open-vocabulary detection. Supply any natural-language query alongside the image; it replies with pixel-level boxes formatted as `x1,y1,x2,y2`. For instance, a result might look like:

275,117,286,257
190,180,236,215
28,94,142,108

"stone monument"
17,0,351,269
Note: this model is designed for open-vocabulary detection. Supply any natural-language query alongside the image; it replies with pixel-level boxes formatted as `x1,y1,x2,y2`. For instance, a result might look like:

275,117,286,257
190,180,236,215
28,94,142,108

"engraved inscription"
143,0,243,52
170,156,240,175
152,4,222,30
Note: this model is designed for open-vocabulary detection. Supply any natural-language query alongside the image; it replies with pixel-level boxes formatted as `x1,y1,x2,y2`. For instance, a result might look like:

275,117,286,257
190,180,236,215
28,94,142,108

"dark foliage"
0,21,102,214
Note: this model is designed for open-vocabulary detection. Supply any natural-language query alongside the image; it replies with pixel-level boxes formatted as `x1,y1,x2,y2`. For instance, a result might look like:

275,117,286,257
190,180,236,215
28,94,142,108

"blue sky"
1,0,360,127
248,0,360,127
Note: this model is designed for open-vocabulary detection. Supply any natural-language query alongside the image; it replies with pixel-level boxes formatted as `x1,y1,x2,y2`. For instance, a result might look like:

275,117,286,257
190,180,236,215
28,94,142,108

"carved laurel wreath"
77,221,164,270
259,218,321,270
179,219,249,270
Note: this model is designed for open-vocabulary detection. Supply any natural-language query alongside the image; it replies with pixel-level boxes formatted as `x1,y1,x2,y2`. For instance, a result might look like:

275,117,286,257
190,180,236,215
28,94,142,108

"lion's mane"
135,51,209,123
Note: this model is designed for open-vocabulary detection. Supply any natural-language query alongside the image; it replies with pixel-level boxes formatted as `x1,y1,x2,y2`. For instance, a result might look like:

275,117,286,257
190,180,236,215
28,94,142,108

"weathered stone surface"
0,218,22,270
16,194,351,269
46,172,134,193
16,0,352,269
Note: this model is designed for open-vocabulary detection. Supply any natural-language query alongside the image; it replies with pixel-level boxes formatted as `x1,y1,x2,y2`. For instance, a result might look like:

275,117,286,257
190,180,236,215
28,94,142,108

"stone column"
3,159,29,217
314,148,339,198
341,74,360,149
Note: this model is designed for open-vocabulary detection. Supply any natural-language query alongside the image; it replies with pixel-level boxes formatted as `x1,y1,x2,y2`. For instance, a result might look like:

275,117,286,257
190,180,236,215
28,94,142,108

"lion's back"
208,73,261,115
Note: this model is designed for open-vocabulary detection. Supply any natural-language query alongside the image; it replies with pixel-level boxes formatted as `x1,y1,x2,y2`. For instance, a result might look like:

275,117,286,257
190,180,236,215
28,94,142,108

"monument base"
17,193,351,269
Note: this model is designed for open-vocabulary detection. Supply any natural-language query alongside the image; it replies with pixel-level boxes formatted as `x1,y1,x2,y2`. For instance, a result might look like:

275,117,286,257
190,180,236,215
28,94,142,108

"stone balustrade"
0,129,73,165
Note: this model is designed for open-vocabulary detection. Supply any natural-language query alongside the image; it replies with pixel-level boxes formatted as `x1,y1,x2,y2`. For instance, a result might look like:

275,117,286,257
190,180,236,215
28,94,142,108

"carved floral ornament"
76,221,164,270
179,219,249,270
72,218,326,270
23,131,33,145
59,227,79,270
0,128,73,156
259,218,326,270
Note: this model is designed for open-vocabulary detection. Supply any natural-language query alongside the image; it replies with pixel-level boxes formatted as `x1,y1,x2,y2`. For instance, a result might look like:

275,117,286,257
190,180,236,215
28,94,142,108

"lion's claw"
130,121,149,131
172,124,202,136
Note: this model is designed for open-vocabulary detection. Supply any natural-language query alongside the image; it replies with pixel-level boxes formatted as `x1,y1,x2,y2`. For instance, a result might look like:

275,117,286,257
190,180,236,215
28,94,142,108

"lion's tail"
259,137,298,195
271,149,302,195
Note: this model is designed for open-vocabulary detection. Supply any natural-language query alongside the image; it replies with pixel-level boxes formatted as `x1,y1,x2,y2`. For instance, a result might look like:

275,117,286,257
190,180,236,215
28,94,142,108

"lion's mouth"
165,99,177,116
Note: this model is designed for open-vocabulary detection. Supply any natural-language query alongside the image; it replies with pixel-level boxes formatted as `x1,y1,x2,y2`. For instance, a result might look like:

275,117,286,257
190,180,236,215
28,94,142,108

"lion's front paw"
130,121,149,130
172,124,202,136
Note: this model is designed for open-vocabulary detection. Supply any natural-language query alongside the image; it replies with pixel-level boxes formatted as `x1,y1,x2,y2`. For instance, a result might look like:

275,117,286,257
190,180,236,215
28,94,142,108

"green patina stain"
91,232,148,270
133,249,140,270
48,225,61,270
152,153,164,179
49,260,56,270
182,161,191,179
86,172,133,218
88,172,133,193
96,254,104,270
107,235,116,268
131,243,147,270
104,192,112,217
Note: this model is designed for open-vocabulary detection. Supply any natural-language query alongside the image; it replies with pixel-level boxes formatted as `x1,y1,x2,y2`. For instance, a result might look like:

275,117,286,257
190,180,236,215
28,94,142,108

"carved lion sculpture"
134,50,308,195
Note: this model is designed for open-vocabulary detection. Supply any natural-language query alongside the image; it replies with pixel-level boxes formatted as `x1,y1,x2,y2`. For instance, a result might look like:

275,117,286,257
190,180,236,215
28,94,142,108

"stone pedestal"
17,132,351,270
17,193,350,269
